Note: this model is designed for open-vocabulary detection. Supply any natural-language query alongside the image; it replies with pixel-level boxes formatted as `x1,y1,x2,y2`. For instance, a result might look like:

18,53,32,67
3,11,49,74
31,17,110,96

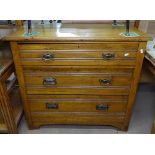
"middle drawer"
24,72,132,87
24,67,132,95
24,67,133,87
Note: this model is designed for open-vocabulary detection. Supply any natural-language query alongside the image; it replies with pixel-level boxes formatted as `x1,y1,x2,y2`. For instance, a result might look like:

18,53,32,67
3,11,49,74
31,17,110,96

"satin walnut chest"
5,24,150,131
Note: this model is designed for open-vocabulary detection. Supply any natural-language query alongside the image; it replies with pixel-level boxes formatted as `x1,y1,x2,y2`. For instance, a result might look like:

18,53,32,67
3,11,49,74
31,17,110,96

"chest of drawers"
5,24,150,131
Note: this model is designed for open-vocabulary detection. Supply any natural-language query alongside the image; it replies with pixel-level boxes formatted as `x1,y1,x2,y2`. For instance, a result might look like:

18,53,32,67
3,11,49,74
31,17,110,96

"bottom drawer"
29,99,127,113
31,112,125,126
28,95,128,113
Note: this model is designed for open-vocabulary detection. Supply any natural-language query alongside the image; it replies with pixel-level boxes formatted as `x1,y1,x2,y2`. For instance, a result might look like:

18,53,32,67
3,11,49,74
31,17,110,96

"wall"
139,20,155,36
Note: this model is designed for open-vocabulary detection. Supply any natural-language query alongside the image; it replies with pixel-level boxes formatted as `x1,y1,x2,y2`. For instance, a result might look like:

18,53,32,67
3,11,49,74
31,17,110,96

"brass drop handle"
43,77,57,85
46,103,58,109
96,104,108,111
99,79,111,85
102,53,115,60
42,53,54,61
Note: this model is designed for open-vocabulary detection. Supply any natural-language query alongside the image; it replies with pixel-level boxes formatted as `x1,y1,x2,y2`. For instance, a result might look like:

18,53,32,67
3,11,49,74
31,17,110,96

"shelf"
6,75,17,95
0,112,8,133
9,87,23,126
0,87,23,133
0,59,13,76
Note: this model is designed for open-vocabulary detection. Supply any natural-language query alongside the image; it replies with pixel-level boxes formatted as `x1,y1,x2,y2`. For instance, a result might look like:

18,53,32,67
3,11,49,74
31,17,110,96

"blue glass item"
120,32,140,37
23,31,40,37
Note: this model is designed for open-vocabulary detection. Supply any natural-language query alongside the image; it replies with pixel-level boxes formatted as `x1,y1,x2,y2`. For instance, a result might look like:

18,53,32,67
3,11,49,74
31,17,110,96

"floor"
18,84,155,134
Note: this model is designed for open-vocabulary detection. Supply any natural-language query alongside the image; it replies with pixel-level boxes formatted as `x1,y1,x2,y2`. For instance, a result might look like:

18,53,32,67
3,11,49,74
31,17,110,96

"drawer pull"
46,103,59,109
42,53,54,61
43,78,57,85
102,53,115,60
99,79,111,85
96,104,108,111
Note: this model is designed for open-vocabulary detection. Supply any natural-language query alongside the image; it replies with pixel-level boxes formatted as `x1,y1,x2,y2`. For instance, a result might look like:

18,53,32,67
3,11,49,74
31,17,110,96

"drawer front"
20,53,136,66
25,67,131,95
29,98,127,113
24,67,133,87
20,50,137,59
19,43,138,66
24,73,132,87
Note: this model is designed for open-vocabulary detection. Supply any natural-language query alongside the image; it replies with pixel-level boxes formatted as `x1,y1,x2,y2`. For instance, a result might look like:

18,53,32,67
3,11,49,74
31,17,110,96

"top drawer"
18,43,138,66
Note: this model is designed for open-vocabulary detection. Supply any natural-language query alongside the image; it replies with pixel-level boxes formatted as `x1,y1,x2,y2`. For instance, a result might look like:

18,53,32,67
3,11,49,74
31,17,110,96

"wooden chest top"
3,24,150,42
